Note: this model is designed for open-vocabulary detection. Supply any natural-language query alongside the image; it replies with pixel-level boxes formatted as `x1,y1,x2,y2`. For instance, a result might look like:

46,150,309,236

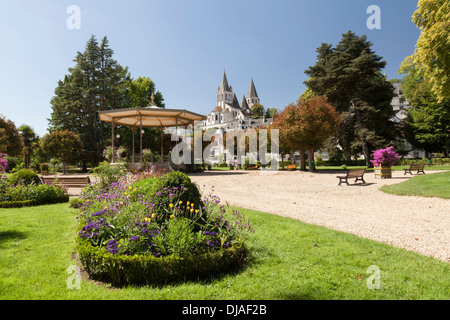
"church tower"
246,78,260,108
217,71,234,109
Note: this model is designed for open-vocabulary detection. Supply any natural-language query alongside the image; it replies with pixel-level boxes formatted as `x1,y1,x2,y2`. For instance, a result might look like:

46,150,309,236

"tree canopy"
0,115,22,157
48,35,165,164
399,56,450,157
304,31,396,165
271,96,340,171
410,0,450,102
41,130,83,174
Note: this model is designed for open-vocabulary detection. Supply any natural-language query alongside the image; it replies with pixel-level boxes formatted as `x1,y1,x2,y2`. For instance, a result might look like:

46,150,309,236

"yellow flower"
179,200,183,205
187,201,190,206
190,208,194,213
191,203,194,207
133,188,136,192
129,186,132,190
124,192,128,196
152,214,155,218
170,214,174,219
169,203,174,209
195,209,199,213
144,217,151,223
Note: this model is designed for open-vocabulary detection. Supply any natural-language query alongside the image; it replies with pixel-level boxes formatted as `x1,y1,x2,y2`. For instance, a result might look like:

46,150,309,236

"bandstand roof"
99,106,205,128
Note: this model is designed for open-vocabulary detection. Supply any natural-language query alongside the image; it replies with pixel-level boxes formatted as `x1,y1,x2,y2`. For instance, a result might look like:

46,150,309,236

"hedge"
76,237,248,287
0,196,69,209
0,200,38,208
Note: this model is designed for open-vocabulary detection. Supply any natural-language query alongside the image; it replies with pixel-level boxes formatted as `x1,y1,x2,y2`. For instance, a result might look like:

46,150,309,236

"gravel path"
189,170,449,263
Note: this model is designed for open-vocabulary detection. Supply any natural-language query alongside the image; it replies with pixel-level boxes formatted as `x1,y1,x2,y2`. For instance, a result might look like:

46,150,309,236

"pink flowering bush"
0,153,8,174
370,146,400,167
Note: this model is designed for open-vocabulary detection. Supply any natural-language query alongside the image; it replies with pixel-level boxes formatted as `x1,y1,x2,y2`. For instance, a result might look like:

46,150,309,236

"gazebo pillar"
161,128,164,161
132,127,135,163
111,118,115,163
140,115,143,162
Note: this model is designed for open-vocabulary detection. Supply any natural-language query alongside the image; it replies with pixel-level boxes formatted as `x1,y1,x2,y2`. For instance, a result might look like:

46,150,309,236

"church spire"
241,95,249,110
247,78,258,98
246,78,260,108
219,70,231,92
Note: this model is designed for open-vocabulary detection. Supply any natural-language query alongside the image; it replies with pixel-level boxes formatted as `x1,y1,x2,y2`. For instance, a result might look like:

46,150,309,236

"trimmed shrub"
31,183,69,205
75,170,254,287
0,200,37,208
8,169,40,185
76,237,247,287
150,171,202,210
0,179,69,207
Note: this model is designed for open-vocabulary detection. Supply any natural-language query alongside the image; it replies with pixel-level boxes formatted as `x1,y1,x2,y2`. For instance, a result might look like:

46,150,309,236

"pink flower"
370,147,400,167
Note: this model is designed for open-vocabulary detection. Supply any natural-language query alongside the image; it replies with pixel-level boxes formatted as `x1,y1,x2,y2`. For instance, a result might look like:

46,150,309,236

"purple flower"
129,236,140,241
107,239,119,254
92,209,106,217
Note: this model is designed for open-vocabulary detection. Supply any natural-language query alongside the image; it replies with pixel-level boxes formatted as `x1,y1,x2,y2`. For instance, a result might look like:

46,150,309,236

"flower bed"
0,169,69,208
75,171,254,286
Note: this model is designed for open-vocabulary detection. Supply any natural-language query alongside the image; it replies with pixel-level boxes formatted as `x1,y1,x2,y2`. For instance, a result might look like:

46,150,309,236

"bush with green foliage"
8,169,40,185
91,161,127,188
76,170,253,286
147,171,202,214
0,178,69,208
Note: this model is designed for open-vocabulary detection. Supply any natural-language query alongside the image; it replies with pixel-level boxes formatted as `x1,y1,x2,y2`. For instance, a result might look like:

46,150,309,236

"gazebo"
98,103,205,168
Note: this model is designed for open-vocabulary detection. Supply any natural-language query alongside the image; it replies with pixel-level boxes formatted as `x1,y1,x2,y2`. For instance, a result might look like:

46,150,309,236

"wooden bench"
287,165,297,171
403,164,425,175
42,176,91,188
337,169,366,185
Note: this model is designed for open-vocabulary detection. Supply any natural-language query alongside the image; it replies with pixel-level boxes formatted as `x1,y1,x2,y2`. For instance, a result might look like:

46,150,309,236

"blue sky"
0,0,420,137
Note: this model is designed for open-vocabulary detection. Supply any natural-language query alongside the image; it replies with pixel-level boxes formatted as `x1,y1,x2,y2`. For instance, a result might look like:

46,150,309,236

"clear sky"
0,0,420,137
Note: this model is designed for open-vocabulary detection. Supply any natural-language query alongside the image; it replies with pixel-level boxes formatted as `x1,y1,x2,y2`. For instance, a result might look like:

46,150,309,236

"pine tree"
304,31,396,166
49,35,131,163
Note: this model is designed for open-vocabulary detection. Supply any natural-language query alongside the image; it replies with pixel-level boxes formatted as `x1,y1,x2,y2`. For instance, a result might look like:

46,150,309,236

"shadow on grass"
0,230,28,244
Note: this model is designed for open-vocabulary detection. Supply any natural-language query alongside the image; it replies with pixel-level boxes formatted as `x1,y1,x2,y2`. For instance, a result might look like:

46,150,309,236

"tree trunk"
354,106,371,167
299,150,307,171
308,148,316,172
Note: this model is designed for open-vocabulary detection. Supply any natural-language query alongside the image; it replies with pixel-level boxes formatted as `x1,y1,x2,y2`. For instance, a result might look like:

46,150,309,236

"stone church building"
203,71,272,131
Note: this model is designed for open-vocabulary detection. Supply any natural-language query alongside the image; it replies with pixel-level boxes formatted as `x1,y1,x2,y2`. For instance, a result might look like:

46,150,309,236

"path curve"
189,170,449,263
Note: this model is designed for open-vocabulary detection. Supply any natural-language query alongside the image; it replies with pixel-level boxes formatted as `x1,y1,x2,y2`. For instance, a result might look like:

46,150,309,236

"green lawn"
316,165,450,172
380,171,450,199
0,203,448,300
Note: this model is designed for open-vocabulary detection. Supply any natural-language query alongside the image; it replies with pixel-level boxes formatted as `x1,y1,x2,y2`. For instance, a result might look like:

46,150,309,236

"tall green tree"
0,114,22,156
18,125,38,169
41,130,83,174
118,76,166,159
49,35,131,163
251,103,265,119
304,31,396,166
127,76,165,108
399,57,450,157
410,0,450,102
271,96,340,171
